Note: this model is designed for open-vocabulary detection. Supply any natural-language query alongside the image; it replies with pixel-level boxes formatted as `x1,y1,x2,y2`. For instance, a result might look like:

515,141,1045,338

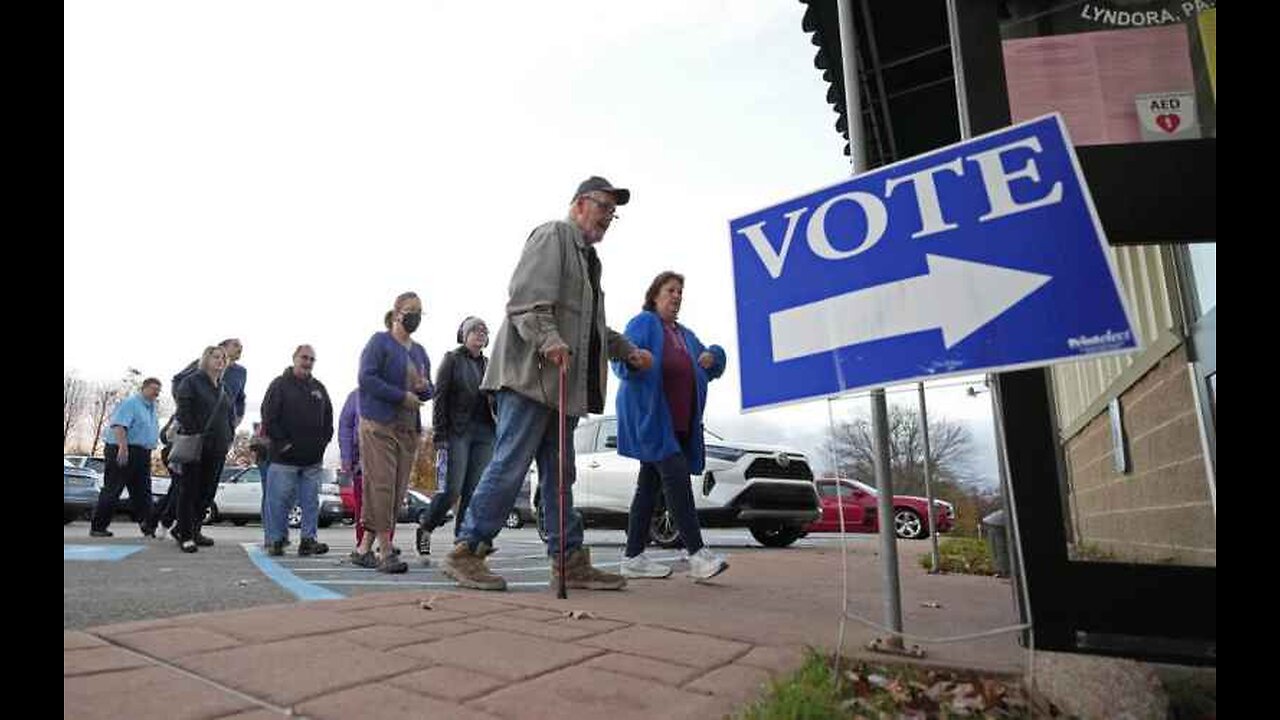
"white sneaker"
687,548,728,582
620,553,673,579
671,549,691,571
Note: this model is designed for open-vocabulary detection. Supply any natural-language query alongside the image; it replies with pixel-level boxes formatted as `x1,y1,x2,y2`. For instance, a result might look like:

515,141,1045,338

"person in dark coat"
173,346,235,552
261,345,334,557
417,316,496,559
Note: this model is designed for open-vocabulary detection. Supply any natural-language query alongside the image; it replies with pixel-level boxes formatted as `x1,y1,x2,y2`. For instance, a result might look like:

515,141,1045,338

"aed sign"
1136,91,1201,141
729,113,1141,411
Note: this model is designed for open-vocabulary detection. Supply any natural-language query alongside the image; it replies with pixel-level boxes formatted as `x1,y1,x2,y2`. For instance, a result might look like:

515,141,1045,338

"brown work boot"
554,547,627,591
440,542,507,591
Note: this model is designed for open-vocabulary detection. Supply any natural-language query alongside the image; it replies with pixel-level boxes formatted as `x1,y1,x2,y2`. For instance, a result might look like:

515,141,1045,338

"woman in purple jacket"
349,291,433,574
338,389,397,550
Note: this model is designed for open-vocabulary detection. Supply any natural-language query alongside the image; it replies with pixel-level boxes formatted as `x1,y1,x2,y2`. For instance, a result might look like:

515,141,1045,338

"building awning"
798,0,960,167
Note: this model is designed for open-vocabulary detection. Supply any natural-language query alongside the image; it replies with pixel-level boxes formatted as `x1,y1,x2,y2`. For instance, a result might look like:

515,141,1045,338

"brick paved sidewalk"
65,589,811,720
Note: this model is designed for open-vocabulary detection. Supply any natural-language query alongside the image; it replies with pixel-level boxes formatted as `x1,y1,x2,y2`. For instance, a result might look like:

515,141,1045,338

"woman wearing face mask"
417,316,496,561
350,291,434,574
173,345,235,553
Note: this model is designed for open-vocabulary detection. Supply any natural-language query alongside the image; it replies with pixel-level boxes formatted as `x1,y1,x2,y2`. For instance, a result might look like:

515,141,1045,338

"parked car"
336,472,451,527
397,489,433,524
64,454,106,475
206,465,343,528
64,465,100,524
804,477,955,539
502,474,536,529
66,454,171,513
531,416,820,548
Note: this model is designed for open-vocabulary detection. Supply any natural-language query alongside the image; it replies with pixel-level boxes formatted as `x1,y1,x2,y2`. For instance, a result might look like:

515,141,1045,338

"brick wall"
1063,344,1215,566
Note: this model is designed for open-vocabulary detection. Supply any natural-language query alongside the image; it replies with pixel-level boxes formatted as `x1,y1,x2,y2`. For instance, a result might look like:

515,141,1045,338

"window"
601,418,619,450
1187,243,1216,316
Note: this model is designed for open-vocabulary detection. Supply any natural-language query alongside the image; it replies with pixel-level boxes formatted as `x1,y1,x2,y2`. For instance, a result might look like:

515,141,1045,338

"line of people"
89,175,730,591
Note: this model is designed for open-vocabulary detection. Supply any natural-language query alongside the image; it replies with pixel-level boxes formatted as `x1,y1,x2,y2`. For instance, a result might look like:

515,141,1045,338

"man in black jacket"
261,345,333,557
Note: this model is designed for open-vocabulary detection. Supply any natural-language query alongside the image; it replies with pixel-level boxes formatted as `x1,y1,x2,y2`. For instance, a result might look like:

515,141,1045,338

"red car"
336,470,358,524
805,478,954,539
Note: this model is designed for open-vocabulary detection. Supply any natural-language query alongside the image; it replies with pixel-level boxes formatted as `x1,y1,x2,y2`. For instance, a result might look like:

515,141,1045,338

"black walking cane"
556,361,568,599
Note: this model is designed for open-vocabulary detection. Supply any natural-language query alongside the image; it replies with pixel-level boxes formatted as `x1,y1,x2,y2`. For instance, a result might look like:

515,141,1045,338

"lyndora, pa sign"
729,114,1140,412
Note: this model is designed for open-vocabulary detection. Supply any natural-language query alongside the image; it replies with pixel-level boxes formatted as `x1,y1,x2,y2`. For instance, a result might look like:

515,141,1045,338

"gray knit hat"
457,316,489,345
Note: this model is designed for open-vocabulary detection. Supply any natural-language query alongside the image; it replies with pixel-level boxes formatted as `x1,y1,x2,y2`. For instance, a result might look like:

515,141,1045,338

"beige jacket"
480,218,635,417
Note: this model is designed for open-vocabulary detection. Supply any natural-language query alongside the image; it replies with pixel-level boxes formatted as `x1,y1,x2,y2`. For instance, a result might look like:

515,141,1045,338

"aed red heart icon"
1155,114,1181,133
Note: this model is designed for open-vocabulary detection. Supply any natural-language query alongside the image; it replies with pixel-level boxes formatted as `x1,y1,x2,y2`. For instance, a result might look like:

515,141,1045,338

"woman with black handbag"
171,345,234,553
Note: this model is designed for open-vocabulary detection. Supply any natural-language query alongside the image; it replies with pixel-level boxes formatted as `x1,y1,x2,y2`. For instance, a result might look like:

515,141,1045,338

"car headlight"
704,445,745,462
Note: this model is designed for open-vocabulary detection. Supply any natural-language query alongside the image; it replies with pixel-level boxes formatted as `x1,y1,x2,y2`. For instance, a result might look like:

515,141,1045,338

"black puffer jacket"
432,347,495,444
261,367,334,466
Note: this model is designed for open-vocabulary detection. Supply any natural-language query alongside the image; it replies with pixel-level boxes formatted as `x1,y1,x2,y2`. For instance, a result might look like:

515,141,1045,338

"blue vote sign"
729,114,1140,411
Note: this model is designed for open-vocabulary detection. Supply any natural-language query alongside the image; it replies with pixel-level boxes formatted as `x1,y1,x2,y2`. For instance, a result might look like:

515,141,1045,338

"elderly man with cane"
441,176,652,593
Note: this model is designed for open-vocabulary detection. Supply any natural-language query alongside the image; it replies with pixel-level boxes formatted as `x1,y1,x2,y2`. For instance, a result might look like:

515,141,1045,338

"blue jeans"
424,425,495,537
626,448,705,558
459,390,582,557
266,463,322,542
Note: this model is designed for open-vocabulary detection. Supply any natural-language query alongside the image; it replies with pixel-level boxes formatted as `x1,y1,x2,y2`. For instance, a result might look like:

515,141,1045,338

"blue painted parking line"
241,543,344,601
63,545,146,561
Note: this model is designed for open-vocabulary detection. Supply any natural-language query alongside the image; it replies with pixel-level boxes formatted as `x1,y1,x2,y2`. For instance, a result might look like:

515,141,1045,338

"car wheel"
894,508,927,539
648,503,682,548
288,506,302,529
416,509,429,526
341,516,356,526
319,517,333,529
748,521,804,548
204,504,219,525
64,513,76,525
505,509,524,529
232,519,248,526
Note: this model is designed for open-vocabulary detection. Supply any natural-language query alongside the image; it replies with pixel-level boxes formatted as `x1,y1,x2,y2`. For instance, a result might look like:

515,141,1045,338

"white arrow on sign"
769,254,1052,362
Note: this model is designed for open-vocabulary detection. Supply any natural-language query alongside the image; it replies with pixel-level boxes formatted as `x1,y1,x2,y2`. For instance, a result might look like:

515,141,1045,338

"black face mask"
400,312,422,333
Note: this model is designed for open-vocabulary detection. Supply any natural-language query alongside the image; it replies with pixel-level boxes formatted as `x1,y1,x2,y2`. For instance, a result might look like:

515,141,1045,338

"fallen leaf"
979,678,1006,706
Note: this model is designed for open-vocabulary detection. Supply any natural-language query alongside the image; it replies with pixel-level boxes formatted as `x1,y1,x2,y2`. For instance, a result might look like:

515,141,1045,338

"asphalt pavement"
65,520,886,629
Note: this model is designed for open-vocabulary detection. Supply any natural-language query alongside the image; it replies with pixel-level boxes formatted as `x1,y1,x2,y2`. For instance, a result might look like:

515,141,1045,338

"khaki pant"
358,418,418,534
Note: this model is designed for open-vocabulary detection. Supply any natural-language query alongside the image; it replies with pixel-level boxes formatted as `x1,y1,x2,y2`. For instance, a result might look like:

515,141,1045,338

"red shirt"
661,321,695,435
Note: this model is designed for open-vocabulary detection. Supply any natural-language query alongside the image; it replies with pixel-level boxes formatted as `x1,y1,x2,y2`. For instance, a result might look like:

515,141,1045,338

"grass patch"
737,649,1053,718
920,537,997,576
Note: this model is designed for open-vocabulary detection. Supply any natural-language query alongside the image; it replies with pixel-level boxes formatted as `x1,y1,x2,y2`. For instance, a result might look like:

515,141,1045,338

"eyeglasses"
584,196,621,220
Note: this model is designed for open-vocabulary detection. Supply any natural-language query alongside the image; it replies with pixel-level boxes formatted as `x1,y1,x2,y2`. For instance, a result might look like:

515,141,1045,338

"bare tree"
87,382,121,457
87,368,148,456
64,372,90,448
822,404,978,496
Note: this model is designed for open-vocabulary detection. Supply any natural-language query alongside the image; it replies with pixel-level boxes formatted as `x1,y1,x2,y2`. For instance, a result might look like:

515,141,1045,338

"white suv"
533,416,820,548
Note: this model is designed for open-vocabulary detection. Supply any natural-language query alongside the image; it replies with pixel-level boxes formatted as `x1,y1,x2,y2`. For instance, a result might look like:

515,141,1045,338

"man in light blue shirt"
90,378,162,538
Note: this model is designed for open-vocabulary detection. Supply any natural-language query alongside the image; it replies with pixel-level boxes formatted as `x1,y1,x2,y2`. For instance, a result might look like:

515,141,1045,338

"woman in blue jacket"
613,271,729,582
350,291,434,574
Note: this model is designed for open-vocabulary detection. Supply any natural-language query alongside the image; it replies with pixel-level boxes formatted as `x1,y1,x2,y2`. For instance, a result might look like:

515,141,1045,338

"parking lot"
65,520,887,628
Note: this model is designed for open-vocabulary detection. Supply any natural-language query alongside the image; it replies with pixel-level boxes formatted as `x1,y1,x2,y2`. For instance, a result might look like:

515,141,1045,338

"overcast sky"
64,1,1000,484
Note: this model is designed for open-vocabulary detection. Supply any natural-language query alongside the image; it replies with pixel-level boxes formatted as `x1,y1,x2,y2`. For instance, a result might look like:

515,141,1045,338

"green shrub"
920,536,996,575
